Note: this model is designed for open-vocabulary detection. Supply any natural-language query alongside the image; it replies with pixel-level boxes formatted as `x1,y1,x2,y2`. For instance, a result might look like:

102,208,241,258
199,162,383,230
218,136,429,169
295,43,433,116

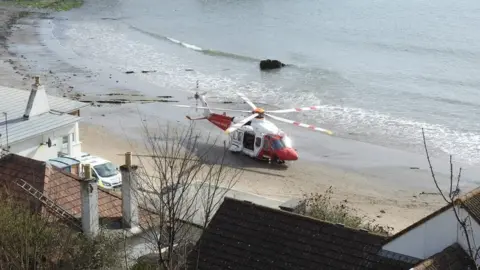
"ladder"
14,178,82,230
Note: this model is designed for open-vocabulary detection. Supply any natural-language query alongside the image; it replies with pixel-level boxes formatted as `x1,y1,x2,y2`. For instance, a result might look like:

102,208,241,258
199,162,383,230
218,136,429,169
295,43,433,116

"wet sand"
1,6,473,232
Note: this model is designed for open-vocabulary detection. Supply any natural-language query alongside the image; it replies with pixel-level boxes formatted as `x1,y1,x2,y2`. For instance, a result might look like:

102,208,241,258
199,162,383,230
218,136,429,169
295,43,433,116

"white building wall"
383,207,458,259
7,122,81,161
457,208,480,266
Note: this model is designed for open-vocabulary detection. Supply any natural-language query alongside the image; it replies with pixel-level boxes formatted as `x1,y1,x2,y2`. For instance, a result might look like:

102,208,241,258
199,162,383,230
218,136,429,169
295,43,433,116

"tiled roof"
0,85,87,145
373,250,421,269
0,153,149,230
458,187,480,225
187,197,390,270
411,243,475,270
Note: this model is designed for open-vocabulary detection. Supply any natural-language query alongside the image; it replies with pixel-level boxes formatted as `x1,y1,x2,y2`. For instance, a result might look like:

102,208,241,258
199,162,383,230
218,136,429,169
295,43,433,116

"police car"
78,153,122,189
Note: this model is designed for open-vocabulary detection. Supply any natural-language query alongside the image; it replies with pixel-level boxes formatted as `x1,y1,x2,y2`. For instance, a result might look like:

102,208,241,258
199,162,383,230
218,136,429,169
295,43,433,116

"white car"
78,153,122,189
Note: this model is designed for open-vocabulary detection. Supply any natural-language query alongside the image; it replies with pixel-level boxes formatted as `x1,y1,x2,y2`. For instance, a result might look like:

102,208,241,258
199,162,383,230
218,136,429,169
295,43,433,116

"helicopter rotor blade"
175,105,251,113
265,113,333,135
225,113,259,134
267,105,321,114
236,92,257,110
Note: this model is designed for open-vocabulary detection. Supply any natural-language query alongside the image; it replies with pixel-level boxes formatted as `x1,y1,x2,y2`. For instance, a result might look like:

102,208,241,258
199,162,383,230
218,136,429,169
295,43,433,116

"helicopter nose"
277,148,298,161
286,148,298,160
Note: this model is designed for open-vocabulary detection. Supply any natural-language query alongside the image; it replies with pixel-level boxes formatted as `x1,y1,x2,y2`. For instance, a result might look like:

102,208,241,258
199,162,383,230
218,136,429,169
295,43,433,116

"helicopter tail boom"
207,113,234,131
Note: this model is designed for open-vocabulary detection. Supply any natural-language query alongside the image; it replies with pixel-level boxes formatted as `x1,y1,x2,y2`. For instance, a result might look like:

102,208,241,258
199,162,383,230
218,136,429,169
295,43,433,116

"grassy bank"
4,0,83,11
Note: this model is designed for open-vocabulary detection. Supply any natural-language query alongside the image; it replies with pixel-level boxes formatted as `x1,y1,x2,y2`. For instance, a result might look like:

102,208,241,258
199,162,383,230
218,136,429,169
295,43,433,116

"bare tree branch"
127,119,241,269
422,128,449,204
422,128,476,264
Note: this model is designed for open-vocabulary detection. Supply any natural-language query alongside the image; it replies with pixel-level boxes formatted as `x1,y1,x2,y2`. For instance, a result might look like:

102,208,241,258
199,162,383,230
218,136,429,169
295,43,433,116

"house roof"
187,197,391,270
0,153,149,230
0,85,89,114
458,187,480,225
411,243,475,270
0,85,88,146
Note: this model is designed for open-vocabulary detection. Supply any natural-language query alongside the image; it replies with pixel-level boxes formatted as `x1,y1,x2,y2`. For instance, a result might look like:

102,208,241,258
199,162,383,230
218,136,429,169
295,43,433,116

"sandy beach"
1,5,471,233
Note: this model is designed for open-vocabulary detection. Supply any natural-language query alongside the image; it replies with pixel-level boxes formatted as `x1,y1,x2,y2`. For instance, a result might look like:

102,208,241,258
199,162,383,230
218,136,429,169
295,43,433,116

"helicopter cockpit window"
271,139,286,150
255,137,261,147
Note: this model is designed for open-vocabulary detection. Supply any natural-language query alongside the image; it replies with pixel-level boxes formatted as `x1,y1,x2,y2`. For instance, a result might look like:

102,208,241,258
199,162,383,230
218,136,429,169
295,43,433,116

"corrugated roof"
0,85,88,114
0,112,79,146
47,156,81,168
0,85,87,146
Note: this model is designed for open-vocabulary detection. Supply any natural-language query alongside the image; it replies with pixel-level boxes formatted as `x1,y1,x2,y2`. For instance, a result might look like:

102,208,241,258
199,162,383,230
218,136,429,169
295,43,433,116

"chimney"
120,152,139,230
23,77,50,119
80,163,99,237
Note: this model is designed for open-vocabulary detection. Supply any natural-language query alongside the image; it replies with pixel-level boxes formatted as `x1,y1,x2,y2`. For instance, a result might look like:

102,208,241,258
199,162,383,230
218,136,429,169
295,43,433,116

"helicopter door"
262,135,273,158
243,132,255,151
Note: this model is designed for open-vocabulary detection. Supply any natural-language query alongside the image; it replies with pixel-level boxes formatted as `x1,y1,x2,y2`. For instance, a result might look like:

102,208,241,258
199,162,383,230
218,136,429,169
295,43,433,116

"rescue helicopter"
175,92,333,164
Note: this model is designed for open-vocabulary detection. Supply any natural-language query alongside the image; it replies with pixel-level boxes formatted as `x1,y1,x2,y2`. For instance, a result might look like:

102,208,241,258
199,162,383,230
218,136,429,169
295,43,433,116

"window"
62,134,75,144
263,137,271,150
255,137,261,147
271,139,286,150
93,162,118,178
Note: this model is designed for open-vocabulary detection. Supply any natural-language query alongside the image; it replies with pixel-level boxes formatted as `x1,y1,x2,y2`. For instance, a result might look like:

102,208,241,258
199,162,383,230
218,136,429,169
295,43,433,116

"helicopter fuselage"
206,113,298,163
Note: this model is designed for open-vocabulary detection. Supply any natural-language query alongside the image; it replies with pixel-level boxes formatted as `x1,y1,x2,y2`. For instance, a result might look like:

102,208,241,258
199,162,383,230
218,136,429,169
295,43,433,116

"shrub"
9,0,84,11
0,196,119,269
302,186,393,236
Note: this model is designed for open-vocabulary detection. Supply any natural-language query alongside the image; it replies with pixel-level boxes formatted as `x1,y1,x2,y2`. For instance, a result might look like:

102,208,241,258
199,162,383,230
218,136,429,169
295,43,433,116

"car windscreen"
93,162,118,178
271,139,286,150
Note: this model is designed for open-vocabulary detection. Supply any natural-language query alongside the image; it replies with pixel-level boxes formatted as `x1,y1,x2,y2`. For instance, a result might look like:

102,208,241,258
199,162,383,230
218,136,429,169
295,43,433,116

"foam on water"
63,21,480,165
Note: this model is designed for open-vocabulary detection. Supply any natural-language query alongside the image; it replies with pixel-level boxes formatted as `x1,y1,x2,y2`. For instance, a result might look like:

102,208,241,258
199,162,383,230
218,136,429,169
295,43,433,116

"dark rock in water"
125,71,134,74
259,59,286,70
141,70,157,73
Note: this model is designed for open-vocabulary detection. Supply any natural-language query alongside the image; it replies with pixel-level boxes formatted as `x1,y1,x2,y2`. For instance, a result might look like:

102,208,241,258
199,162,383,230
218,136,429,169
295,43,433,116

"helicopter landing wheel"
271,156,284,165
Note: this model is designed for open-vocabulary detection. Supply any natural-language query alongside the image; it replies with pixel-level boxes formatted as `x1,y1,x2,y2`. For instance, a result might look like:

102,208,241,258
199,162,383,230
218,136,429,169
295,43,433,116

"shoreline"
0,5,464,233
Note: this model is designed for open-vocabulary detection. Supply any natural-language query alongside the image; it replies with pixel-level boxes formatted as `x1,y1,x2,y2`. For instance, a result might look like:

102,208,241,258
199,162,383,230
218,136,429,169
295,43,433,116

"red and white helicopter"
175,92,333,164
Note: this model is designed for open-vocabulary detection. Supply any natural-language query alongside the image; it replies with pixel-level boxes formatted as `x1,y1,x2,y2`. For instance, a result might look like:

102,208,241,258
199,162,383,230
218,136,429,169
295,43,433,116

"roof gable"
383,204,453,244
384,187,480,246
188,197,388,270
25,84,50,118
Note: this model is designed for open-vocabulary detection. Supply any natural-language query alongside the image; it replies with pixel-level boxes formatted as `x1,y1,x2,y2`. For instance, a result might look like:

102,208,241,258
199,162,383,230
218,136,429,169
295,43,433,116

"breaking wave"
129,25,260,62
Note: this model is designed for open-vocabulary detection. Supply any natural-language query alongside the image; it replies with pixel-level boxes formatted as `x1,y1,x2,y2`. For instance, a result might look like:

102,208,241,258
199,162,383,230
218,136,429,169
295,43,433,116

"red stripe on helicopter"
308,125,316,129
293,122,300,126
310,106,318,110
295,108,302,112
